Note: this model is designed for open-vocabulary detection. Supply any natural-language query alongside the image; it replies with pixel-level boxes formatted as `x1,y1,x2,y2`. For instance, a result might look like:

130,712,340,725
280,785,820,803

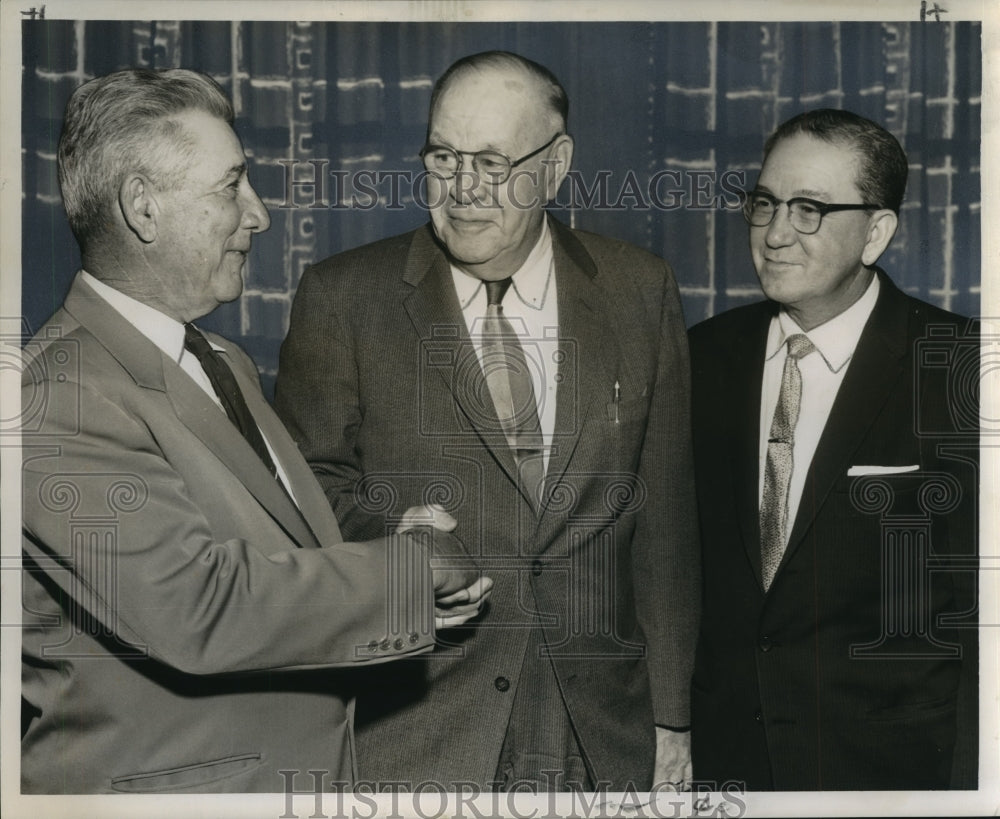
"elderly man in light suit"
20,67,488,794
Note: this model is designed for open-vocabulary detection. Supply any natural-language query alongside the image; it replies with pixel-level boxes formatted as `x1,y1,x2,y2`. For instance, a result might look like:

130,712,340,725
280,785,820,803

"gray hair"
57,68,233,245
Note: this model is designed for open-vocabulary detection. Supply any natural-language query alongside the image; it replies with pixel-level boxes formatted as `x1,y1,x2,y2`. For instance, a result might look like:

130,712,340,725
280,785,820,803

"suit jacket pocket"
605,395,651,473
110,752,263,792
864,692,957,723
831,471,924,509
605,395,651,428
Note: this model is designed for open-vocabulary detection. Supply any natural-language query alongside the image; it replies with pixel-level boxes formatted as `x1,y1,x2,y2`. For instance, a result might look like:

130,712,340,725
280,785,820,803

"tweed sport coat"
275,218,700,789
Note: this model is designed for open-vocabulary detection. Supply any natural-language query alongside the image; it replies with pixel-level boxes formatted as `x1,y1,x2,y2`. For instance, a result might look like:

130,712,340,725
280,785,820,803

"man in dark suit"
689,109,978,790
20,67,489,794
275,51,700,791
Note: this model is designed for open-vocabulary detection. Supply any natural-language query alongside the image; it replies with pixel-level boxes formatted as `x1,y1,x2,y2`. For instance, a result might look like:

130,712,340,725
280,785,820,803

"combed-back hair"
58,68,233,245
764,108,909,214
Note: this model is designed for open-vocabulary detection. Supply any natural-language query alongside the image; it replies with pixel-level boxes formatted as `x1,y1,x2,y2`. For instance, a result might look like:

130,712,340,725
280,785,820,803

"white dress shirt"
80,270,298,502
758,274,880,540
450,219,559,476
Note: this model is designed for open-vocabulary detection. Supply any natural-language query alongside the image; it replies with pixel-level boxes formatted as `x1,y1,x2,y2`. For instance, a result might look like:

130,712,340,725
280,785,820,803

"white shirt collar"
80,269,222,359
765,273,881,373
452,217,554,311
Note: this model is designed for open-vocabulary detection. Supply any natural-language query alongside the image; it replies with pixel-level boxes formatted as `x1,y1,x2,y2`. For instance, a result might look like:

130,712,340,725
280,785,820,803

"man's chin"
756,269,802,302
214,274,245,305
440,236,500,268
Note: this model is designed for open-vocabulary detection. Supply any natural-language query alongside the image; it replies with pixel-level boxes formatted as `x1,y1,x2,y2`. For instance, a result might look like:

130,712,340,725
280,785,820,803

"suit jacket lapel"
63,275,321,549
540,219,616,513
224,360,329,548
162,363,320,549
400,227,528,502
400,222,616,518
780,271,909,569
732,305,773,589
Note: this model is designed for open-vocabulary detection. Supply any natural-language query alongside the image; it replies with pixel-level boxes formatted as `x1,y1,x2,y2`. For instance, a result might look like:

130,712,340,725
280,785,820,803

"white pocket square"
847,464,920,476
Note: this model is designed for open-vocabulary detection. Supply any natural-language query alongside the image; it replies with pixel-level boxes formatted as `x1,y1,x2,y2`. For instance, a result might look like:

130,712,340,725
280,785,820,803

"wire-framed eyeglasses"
742,189,882,235
419,133,563,184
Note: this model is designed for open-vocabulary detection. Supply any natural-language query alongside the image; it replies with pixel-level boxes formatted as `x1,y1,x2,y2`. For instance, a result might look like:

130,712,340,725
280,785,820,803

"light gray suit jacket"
21,273,437,793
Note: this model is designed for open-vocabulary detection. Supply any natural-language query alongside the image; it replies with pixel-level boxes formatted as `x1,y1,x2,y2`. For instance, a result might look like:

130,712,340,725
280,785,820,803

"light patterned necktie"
760,333,815,590
482,278,545,510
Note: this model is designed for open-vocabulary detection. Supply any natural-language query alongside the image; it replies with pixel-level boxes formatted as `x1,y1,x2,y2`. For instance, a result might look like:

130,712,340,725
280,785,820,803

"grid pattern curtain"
22,20,981,397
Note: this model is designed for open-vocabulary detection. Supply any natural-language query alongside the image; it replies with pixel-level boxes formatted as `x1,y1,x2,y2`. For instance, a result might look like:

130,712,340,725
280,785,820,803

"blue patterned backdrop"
22,20,982,398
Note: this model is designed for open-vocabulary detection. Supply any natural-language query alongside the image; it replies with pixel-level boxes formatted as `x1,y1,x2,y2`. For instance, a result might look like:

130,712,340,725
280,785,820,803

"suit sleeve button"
394,638,404,650
408,632,420,644
494,676,510,692
380,639,391,651
754,709,763,722
758,636,772,652
367,641,379,653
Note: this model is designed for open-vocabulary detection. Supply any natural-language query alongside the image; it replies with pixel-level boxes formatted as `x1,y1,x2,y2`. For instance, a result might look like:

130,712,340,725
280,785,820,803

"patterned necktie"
482,278,545,510
183,323,278,478
760,332,815,590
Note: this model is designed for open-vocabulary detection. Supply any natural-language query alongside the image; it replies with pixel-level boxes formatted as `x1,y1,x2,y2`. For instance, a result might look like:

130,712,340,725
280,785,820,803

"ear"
544,134,574,201
119,174,159,244
861,209,898,267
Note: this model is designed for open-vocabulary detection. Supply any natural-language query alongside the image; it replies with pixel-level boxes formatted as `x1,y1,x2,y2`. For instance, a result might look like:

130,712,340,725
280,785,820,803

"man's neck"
785,267,875,332
83,254,190,323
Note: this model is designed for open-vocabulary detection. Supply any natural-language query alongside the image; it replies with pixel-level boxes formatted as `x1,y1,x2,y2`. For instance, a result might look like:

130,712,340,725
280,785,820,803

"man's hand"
396,504,492,627
397,503,457,535
654,727,691,791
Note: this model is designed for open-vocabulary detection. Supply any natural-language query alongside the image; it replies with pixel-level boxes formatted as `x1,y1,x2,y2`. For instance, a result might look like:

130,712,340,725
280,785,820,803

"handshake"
397,504,493,629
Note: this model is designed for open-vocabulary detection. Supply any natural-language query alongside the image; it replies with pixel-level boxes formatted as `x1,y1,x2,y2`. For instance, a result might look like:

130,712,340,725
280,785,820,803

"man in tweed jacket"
276,51,699,791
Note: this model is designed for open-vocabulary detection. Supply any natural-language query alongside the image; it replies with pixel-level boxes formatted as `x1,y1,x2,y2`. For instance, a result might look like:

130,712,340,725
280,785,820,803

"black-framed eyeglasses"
419,133,563,184
742,189,882,235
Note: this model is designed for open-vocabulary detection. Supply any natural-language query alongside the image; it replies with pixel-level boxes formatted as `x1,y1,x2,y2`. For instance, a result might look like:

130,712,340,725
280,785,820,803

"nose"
241,182,271,233
763,202,796,247
449,160,489,207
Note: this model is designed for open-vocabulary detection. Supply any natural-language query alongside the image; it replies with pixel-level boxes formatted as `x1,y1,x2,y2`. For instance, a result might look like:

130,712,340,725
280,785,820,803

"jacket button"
754,709,763,722
758,636,772,652
531,560,544,577
494,676,510,692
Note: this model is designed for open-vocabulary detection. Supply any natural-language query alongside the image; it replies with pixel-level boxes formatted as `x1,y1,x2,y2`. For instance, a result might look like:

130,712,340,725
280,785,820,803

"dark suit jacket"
275,218,700,789
688,270,978,790
21,273,437,793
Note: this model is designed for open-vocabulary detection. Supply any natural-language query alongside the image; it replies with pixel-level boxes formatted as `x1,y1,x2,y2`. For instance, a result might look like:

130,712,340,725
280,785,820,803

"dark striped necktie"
183,323,278,478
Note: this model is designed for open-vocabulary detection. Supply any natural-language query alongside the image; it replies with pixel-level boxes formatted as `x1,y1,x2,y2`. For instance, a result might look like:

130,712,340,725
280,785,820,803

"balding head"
429,51,568,138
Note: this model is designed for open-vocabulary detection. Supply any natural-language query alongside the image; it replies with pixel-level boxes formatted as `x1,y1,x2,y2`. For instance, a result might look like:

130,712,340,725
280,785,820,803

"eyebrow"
427,136,504,154
755,183,831,200
217,163,247,185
